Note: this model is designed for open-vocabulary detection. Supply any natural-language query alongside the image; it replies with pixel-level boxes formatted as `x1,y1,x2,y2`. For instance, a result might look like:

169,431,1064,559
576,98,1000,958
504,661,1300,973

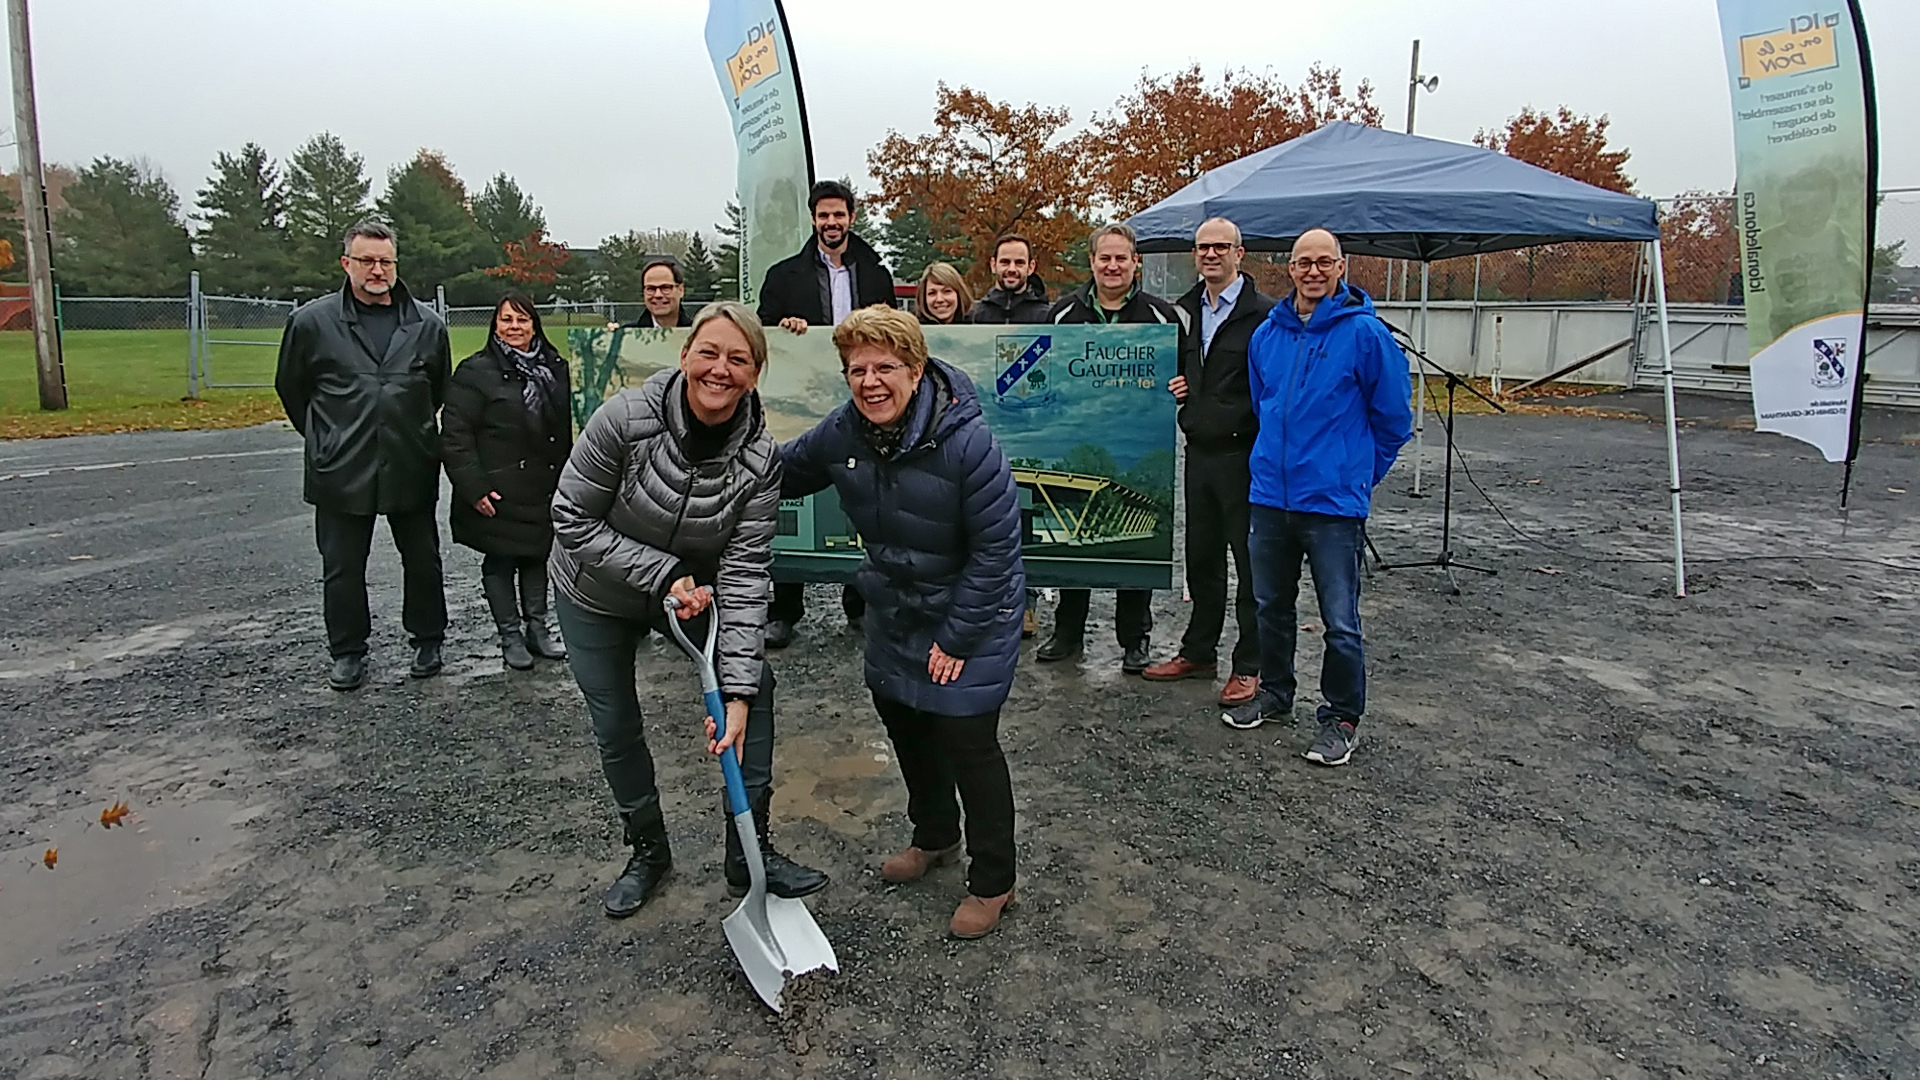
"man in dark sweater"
1038,223,1190,675
756,180,896,648
969,233,1052,325
1143,217,1275,706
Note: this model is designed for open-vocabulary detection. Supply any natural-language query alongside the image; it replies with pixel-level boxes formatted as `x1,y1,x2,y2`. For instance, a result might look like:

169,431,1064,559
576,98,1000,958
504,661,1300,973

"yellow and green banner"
570,325,1179,590
704,0,815,308
1715,1,1878,463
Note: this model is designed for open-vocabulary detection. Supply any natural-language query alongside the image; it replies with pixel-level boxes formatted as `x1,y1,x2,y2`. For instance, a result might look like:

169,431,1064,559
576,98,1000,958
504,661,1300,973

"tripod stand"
1374,327,1505,595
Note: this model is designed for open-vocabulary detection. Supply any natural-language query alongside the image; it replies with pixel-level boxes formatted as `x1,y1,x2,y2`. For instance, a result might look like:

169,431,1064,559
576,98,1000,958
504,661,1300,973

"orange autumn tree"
1084,64,1384,218
1659,192,1740,304
1472,107,1639,300
867,84,1096,293
487,228,570,290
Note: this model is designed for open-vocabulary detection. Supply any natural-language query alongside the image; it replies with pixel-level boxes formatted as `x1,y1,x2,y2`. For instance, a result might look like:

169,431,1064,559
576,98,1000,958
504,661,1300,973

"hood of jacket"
1265,281,1376,335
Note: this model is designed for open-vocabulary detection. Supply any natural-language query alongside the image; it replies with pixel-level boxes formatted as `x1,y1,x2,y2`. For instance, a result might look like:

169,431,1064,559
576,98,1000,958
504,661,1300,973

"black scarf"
497,336,557,416
858,389,919,459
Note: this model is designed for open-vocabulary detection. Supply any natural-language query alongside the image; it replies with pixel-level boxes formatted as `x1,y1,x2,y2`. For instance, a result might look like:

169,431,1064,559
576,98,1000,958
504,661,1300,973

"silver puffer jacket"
549,369,779,696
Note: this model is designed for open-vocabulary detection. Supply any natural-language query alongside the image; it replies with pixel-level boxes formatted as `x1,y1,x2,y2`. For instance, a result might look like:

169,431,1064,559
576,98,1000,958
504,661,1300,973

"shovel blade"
722,894,839,1013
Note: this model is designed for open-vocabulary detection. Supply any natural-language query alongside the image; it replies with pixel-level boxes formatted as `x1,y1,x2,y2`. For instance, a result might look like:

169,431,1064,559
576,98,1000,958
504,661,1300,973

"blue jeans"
1248,507,1367,725
554,593,775,820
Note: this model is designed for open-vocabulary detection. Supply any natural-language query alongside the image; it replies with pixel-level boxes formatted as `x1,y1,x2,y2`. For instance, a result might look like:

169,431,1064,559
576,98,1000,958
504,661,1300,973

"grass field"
0,323,580,439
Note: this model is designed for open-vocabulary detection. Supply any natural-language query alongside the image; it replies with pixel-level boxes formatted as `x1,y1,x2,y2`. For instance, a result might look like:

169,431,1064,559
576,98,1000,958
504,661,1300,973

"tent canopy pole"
1650,238,1688,598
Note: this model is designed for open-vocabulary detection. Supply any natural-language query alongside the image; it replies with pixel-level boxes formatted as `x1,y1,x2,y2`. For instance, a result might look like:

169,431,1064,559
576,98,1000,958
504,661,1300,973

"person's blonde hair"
684,300,769,370
915,261,974,324
832,305,929,371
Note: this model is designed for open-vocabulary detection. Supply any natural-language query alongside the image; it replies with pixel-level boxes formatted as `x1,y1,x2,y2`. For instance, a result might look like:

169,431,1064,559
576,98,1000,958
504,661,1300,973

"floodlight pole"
1404,39,1438,496
9,0,65,410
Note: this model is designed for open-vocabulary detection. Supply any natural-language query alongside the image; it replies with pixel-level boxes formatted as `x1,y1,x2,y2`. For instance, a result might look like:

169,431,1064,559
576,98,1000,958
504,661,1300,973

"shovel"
662,594,838,1013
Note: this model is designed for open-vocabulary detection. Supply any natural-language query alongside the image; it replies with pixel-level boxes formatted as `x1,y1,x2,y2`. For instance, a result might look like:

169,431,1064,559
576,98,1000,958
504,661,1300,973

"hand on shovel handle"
707,698,747,761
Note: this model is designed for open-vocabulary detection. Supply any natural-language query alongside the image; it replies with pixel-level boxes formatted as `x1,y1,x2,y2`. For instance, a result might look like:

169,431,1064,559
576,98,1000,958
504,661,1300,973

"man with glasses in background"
1144,218,1274,707
622,258,695,329
275,219,452,691
1226,228,1411,767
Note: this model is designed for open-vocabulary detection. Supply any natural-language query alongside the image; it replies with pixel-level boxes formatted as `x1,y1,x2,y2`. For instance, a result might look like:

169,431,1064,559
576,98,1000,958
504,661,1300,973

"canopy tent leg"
1651,239,1687,598
1412,261,1431,496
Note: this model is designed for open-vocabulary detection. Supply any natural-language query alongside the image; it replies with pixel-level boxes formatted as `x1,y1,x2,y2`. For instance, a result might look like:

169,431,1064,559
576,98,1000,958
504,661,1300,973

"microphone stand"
1375,325,1506,595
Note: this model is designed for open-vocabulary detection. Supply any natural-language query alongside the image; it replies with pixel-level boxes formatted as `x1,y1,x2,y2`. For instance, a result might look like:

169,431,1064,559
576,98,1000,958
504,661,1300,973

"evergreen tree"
285,133,371,294
375,150,495,303
195,142,293,298
878,207,950,281
551,246,604,303
471,173,546,253
54,156,194,296
714,201,743,300
683,232,719,301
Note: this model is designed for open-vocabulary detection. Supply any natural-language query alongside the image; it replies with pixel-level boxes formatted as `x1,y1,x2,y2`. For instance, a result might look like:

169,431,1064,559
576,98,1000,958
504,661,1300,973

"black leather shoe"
724,792,829,899
499,630,533,671
409,642,444,679
329,654,367,691
1035,635,1082,663
604,809,673,918
1122,637,1152,675
765,620,794,650
523,618,567,660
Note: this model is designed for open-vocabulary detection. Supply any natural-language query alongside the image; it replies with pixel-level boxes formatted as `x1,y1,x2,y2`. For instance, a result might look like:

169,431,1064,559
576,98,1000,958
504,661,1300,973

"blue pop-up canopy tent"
1127,122,1687,594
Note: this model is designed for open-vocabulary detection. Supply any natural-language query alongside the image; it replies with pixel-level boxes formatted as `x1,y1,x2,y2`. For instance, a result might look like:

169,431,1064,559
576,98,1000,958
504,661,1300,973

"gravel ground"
1,397,1916,1079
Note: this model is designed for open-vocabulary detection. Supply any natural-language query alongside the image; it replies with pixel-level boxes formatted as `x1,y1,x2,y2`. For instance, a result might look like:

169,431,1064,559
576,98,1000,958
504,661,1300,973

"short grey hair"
342,218,396,254
686,300,770,371
1087,222,1138,255
1196,217,1243,245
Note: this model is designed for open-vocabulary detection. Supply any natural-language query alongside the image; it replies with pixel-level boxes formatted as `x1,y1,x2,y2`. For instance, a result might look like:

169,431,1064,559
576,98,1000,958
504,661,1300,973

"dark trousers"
479,554,550,630
873,694,1016,898
554,593,775,819
314,506,446,659
1179,448,1259,675
769,581,866,625
1248,507,1367,725
1051,589,1153,647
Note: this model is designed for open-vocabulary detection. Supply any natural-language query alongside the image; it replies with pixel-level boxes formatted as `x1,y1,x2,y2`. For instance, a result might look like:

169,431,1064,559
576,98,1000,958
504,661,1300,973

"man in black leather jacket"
275,219,452,691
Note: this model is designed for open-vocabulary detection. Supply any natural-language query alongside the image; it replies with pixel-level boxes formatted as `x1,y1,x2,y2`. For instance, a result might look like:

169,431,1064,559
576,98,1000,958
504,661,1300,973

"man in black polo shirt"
1038,223,1189,675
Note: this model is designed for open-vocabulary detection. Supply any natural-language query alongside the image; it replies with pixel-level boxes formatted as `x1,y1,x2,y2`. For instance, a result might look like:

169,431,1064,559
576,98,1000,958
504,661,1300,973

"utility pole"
9,0,65,410
1405,39,1424,134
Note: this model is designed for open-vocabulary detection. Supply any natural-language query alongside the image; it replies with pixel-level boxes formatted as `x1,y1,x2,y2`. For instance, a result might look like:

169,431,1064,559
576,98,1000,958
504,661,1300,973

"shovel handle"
663,595,751,818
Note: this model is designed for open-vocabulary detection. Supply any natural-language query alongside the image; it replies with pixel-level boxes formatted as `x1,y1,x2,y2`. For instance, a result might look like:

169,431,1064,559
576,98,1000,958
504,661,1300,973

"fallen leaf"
1300,622,1320,632
42,846,57,869
1889,487,1907,494
67,554,96,561
1524,479,1543,485
1532,566,1565,576
100,800,130,828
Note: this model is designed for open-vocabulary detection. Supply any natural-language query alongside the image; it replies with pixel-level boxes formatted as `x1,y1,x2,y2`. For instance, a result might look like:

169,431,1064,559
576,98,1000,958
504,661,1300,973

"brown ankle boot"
949,888,1015,939
880,841,962,884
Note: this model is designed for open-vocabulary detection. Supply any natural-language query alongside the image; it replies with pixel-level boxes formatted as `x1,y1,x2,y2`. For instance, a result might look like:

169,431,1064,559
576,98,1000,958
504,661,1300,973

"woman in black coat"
781,305,1024,939
440,291,573,669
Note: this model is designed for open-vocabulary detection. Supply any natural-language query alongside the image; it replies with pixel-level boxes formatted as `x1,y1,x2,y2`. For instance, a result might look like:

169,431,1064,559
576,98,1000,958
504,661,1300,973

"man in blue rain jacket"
1222,228,1412,768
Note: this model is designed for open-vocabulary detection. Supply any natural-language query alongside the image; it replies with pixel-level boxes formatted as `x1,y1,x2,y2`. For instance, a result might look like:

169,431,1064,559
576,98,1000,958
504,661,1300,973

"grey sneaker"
1305,718,1359,766
1222,692,1289,730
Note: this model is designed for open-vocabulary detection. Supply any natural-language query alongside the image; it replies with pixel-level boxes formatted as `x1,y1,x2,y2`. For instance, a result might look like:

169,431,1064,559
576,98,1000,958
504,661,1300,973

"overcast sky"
7,0,1917,246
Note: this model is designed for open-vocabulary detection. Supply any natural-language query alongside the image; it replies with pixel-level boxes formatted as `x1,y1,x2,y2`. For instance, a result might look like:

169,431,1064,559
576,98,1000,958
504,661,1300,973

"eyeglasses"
1194,242,1239,255
642,284,680,294
347,256,397,270
845,361,909,382
1290,256,1341,271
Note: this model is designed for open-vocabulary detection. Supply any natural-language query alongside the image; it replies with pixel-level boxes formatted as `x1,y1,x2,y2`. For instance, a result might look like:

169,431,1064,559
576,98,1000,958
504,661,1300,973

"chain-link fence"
55,296,191,331
190,275,295,394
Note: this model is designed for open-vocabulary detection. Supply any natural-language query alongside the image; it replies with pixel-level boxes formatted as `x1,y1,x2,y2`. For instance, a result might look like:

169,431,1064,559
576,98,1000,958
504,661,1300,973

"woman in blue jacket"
781,305,1025,939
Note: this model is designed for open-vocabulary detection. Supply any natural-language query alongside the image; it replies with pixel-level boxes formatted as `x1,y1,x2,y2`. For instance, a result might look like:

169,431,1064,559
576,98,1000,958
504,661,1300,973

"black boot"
483,573,533,670
603,805,672,918
724,790,829,899
518,564,567,660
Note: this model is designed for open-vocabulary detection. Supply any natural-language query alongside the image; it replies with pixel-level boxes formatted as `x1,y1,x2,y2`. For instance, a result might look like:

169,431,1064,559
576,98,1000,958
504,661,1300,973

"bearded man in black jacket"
275,220,452,692
756,180,896,648
969,233,1052,325
1142,217,1275,707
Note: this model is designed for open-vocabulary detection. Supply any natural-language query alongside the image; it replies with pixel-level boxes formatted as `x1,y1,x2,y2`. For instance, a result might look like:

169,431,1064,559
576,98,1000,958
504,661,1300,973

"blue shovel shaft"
705,688,751,817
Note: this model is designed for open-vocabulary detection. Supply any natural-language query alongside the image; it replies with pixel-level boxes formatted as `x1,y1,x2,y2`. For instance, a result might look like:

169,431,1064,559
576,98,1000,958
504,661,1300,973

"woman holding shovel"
781,305,1024,939
549,301,829,919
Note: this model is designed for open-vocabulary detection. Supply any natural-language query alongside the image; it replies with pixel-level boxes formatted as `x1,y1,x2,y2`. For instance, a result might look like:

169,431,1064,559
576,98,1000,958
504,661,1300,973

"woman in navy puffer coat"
781,305,1024,939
